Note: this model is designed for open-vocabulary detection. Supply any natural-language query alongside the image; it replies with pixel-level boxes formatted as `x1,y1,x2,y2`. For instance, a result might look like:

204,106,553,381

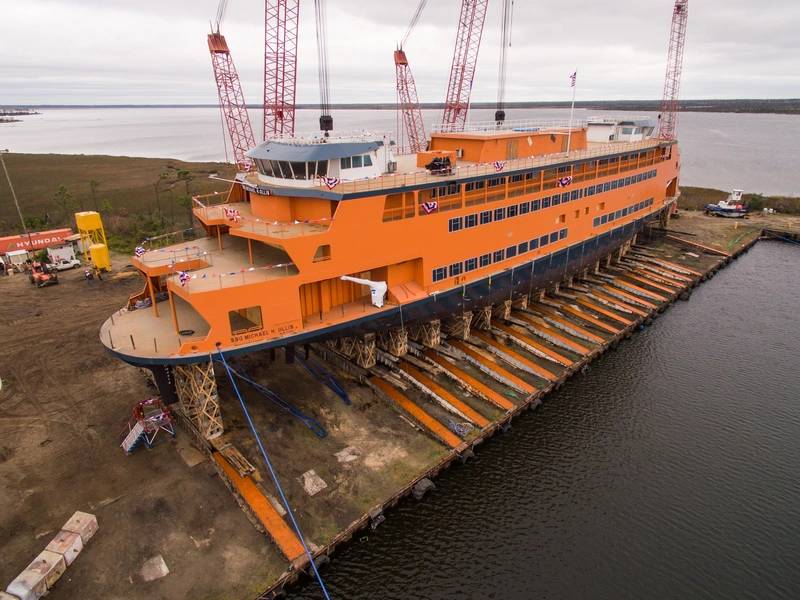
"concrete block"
62,511,98,544
46,530,84,566
28,550,67,590
299,469,328,496
140,555,170,582
6,559,48,600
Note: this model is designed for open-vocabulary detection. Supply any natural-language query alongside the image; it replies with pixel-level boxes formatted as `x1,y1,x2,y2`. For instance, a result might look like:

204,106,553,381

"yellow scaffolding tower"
75,211,111,271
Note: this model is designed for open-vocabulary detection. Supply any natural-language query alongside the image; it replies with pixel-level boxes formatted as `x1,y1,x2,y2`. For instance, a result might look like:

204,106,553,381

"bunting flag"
422,201,439,214
319,175,341,190
492,160,507,172
223,207,242,222
178,271,190,287
557,176,574,187
134,245,146,257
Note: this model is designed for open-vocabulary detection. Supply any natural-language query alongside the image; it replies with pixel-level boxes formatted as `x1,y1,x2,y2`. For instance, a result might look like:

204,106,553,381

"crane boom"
659,0,689,141
441,0,489,131
263,0,300,139
394,49,427,153
208,32,257,170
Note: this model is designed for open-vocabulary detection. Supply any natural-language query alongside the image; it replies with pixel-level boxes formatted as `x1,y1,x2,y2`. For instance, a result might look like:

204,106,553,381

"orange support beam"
588,290,649,317
608,277,669,302
213,453,305,562
492,321,573,366
423,351,515,411
623,271,682,293
470,330,558,382
599,285,658,310
547,300,623,334
448,340,536,394
512,312,592,356
529,305,606,344
372,378,462,448
399,361,490,427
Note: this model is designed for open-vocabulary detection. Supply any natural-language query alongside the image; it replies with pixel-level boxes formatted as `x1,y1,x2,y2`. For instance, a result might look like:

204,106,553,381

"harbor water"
1,107,799,197
286,240,800,600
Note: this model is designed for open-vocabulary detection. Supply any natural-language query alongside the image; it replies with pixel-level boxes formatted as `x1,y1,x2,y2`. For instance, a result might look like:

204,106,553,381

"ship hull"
113,210,660,369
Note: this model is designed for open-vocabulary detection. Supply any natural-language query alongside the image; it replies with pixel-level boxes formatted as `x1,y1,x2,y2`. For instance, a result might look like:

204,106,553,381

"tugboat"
705,189,748,218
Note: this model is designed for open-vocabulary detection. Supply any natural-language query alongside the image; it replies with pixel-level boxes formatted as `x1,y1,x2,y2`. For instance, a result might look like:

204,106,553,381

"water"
286,241,800,600
1,107,798,197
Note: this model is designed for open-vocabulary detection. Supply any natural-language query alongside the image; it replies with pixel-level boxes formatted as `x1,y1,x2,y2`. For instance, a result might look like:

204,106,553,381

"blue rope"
215,349,333,600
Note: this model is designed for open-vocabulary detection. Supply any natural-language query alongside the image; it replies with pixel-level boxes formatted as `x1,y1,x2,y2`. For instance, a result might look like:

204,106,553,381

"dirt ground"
671,210,800,252
0,261,282,600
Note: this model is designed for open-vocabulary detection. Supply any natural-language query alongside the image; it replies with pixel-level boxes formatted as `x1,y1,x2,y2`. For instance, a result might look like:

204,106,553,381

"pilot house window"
229,306,263,335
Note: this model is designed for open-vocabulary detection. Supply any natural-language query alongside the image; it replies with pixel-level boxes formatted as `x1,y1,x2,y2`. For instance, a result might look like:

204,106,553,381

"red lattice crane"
658,0,689,141
441,0,489,131
395,50,427,153
208,31,256,170
264,0,300,139
394,1,428,153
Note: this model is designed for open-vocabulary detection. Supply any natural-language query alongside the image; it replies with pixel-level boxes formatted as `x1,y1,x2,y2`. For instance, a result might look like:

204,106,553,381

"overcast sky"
1,0,798,105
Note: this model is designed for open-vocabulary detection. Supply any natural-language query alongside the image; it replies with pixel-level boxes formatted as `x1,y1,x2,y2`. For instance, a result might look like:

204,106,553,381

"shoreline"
1,99,799,115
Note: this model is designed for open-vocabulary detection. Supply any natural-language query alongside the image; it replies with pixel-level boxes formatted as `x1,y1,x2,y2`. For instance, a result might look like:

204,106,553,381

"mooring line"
215,348,333,600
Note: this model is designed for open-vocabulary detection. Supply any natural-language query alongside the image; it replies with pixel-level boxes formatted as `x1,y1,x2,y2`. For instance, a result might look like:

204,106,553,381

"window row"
447,169,659,233
432,228,569,282
592,198,655,227
255,158,329,180
340,154,374,170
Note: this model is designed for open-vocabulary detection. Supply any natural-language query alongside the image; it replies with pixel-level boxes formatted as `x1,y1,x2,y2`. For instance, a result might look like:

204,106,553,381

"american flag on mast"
492,160,506,172
569,71,577,87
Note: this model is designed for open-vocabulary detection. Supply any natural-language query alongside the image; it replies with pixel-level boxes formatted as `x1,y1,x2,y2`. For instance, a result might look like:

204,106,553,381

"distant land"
1,99,799,115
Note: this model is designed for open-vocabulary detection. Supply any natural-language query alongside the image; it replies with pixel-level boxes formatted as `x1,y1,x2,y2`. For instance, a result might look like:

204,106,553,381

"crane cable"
496,0,514,123
401,0,428,49
214,0,228,32
314,0,333,132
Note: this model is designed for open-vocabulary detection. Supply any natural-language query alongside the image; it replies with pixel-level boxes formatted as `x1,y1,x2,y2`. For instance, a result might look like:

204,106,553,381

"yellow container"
75,211,104,231
89,243,111,271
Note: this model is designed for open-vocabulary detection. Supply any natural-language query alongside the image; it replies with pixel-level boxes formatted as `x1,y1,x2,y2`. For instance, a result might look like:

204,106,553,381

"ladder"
121,420,146,454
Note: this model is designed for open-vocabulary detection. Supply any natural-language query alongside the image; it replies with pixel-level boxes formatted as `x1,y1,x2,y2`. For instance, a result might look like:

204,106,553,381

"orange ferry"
101,116,679,389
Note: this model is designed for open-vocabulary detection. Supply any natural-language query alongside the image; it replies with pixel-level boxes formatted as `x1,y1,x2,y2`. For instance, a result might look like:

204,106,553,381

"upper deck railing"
432,117,587,134
327,139,663,195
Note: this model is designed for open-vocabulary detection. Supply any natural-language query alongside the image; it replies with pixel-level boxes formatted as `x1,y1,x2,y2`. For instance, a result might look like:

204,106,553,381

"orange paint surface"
399,361,490,427
371,378,462,448
470,330,558,382
512,312,591,356
529,305,606,343
492,321,574,366
448,339,536,394
575,297,635,325
213,453,305,561
423,351,515,411
547,301,622,334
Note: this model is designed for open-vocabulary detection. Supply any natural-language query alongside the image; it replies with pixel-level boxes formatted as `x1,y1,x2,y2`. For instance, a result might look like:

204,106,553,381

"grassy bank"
0,153,235,251
680,186,800,215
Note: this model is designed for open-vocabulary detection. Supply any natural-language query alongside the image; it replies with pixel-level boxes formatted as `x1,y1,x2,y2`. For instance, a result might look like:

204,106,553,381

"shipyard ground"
0,212,796,599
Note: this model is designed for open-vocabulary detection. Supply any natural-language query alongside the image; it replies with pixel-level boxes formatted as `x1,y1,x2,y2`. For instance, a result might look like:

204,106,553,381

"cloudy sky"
1,0,798,105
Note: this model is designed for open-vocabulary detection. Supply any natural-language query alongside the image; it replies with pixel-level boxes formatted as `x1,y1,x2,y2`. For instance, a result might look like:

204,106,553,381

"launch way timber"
101,116,680,402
